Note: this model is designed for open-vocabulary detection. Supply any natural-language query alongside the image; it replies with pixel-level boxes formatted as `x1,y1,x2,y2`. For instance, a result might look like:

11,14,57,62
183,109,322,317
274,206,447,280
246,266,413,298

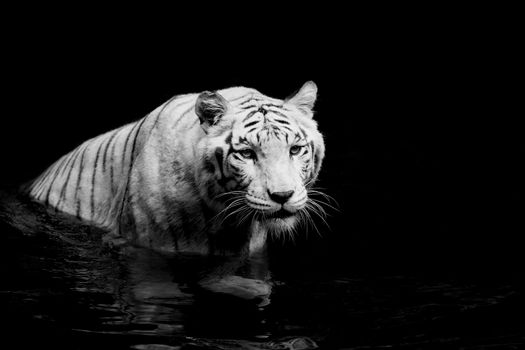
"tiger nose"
268,190,294,204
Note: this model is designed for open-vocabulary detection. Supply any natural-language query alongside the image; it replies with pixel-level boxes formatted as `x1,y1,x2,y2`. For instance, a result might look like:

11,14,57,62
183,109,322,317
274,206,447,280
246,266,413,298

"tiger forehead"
230,93,283,109
231,111,307,148
232,131,303,149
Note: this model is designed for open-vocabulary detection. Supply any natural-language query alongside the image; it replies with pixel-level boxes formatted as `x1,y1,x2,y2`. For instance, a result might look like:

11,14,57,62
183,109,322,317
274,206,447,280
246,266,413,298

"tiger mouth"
263,209,296,219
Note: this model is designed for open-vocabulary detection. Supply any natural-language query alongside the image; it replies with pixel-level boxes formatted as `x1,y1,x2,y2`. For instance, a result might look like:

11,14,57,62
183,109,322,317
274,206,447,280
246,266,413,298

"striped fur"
27,82,325,255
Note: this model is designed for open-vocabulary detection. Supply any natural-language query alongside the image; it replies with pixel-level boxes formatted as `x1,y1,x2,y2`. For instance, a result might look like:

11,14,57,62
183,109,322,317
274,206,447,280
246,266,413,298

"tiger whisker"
297,209,308,239
236,207,255,227
301,206,323,238
212,190,247,201
211,198,245,224
217,205,247,227
305,202,331,231
216,211,239,227
307,189,340,211
308,199,329,219
288,219,298,244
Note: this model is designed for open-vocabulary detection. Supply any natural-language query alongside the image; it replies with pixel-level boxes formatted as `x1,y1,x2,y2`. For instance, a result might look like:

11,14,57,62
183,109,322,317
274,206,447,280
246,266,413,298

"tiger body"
27,82,325,256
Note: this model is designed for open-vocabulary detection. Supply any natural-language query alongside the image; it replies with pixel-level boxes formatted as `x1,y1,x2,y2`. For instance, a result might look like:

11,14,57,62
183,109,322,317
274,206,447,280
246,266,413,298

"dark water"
1,189,524,349
2,19,523,348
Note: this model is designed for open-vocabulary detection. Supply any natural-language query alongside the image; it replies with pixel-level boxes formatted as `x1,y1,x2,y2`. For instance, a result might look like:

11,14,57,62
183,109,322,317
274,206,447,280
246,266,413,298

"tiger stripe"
90,138,104,218
102,130,118,173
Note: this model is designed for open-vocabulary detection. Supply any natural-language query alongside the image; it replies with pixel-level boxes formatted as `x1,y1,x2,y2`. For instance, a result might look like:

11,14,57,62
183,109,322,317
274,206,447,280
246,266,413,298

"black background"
1,11,522,275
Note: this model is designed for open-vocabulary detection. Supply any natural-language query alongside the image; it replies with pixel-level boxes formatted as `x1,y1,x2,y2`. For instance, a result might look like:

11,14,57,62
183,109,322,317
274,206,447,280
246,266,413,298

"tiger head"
196,81,325,236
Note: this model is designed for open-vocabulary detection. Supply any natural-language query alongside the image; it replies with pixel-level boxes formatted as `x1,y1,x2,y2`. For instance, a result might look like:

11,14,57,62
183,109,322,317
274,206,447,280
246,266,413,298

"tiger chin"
26,81,325,301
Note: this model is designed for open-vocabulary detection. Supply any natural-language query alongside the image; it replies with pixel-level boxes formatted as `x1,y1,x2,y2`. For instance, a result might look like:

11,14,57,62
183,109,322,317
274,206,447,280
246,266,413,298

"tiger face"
196,82,325,235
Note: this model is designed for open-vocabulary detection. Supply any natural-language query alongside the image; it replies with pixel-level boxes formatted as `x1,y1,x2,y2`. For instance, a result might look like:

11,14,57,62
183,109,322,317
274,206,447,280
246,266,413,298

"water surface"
1,189,523,349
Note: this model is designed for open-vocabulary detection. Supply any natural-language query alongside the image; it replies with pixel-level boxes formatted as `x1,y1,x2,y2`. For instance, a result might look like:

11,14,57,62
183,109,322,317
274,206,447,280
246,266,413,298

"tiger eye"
239,149,257,160
290,145,303,156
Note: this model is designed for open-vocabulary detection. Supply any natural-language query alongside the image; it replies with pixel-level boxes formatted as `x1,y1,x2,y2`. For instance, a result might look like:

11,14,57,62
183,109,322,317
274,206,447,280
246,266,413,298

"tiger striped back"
26,95,184,228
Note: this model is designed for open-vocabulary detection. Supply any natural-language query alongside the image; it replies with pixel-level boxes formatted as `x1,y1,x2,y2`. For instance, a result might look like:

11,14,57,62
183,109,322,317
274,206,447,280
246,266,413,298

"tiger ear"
195,91,230,132
285,81,318,114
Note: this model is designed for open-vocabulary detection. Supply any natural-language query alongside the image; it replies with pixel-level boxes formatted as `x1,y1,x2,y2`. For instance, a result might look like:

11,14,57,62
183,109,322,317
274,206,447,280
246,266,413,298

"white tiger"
27,81,325,259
